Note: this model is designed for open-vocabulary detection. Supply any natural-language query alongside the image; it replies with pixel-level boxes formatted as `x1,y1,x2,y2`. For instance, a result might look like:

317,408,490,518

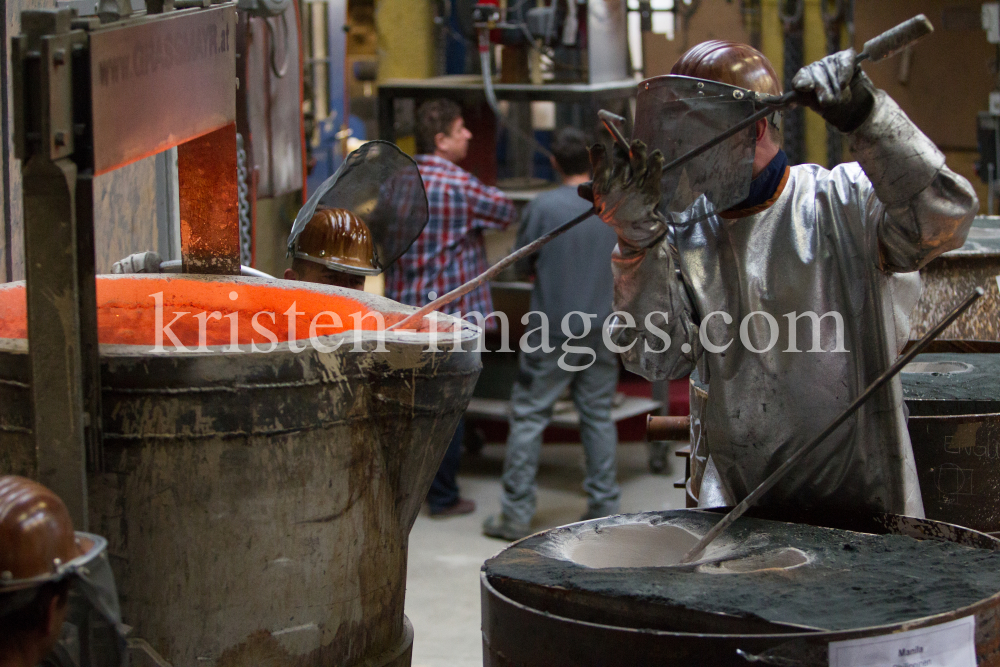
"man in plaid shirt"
385,98,517,516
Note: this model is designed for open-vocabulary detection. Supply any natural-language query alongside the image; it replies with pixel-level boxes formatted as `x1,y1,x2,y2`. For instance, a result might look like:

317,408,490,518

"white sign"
828,616,975,667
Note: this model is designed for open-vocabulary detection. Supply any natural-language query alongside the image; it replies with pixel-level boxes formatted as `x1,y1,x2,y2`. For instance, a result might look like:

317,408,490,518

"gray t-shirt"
515,185,618,339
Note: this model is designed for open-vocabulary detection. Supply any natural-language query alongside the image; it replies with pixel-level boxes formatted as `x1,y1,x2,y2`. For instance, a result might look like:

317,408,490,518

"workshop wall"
855,1,992,212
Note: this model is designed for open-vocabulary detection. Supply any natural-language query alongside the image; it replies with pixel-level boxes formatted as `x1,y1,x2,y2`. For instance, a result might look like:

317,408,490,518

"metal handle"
647,415,690,442
599,109,631,154
860,14,933,63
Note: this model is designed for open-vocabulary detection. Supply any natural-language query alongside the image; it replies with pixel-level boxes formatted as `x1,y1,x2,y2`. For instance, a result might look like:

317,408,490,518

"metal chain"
780,0,805,165
822,0,845,167
236,133,252,268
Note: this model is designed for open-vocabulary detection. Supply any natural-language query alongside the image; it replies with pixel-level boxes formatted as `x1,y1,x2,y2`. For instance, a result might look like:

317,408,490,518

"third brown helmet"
671,40,781,97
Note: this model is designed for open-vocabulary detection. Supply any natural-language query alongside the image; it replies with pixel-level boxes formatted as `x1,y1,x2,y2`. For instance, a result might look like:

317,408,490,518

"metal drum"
0,274,481,667
902,353,1000,534
911,215,1000,342
482,510,1000,667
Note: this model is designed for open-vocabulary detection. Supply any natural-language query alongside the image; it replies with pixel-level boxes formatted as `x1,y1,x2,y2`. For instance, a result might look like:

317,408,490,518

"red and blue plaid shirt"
384,154,517,317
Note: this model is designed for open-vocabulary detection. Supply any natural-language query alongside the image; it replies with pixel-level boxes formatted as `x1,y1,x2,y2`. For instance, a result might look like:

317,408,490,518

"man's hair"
0,581,70,655
551,127,592,176
416,99,463,154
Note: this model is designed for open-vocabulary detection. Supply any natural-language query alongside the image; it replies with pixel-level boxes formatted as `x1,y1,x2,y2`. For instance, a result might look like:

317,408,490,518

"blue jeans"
500,335,621,525
427,418,464,511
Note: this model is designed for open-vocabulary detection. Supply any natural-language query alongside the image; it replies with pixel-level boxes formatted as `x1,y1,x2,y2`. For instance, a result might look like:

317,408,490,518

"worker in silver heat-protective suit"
584,41,977,518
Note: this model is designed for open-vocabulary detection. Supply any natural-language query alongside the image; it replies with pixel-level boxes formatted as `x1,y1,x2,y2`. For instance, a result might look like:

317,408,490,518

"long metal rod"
679,286,987,565
386,208,595,330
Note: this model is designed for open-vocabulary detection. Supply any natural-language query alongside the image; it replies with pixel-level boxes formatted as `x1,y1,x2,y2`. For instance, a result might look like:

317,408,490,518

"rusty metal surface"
178,123,240,274
481,511,1000,667
911,217,1000,342
21,154,91,530
0,275,482,667
88,5,236,175
646,415,689,441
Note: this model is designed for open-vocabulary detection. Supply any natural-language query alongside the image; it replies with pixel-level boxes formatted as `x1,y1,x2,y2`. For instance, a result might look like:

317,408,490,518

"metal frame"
13,3,239,527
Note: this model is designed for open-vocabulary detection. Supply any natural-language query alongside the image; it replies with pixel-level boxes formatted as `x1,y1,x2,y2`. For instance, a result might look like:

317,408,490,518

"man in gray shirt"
483,128,621,540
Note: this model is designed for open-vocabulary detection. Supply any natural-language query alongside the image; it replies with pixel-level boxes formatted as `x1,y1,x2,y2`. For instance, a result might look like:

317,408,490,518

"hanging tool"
678,285,987,565
387,15,933,331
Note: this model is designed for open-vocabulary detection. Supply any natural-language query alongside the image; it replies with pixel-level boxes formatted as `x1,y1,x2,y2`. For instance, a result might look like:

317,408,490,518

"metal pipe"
679,285,987,565
646,415,690,441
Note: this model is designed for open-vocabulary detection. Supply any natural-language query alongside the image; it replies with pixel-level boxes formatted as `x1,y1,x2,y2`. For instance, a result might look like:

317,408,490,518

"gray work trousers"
501,334,621,525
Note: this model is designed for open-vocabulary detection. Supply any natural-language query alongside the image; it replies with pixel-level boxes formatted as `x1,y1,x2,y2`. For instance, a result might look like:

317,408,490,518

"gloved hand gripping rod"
678,286,986,565
386,15,932,332
601,15,934,168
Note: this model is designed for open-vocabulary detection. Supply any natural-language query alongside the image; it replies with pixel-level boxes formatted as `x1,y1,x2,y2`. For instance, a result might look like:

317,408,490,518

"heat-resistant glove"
791,48,876,133
578,140,668,251
111,251,162,274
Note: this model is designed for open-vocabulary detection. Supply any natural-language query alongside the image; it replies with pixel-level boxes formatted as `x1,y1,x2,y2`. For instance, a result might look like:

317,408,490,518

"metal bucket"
910,216,1000,342
902,353,1000,534
0,274,482,667
482,509,1000,667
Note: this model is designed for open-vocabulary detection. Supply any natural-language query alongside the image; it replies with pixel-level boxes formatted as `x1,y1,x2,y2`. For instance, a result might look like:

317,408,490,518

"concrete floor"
404,440,687,667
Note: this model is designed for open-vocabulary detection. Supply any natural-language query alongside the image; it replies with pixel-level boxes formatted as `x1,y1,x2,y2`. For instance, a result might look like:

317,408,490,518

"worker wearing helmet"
583,42,977,519
0,476,126,667
284,207,378,290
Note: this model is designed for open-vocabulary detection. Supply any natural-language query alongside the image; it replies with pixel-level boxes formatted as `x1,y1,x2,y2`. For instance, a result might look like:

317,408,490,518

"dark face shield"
288,141,429,275
633,75,761,222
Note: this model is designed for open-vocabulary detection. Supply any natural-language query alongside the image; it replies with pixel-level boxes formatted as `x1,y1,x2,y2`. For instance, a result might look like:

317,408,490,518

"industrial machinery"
7,3,483,665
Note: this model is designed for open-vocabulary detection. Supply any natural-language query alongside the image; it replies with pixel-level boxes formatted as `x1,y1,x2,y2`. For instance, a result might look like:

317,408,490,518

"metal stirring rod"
678,286,987,565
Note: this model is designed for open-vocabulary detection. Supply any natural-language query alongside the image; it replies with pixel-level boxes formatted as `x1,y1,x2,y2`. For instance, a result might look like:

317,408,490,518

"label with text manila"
828,616,975,667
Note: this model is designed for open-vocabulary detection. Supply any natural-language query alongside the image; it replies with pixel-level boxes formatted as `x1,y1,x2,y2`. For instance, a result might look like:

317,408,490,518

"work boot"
482,514,532,541
430,497,476,518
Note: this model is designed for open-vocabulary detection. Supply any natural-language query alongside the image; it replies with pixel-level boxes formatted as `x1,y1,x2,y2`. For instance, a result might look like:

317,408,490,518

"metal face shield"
633,75,759,221
288,141,429,275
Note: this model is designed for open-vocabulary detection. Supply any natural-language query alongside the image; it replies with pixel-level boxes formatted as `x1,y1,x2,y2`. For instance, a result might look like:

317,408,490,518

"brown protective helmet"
0,476,84,590
294,207,379,276
671,40,781,97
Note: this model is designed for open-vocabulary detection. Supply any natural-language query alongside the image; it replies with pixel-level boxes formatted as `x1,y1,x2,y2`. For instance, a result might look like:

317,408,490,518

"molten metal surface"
0,277,412,347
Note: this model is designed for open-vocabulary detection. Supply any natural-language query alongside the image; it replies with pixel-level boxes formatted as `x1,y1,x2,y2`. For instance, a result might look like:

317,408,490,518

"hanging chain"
236,133,252,268
822,0,846,167
780,0,805,165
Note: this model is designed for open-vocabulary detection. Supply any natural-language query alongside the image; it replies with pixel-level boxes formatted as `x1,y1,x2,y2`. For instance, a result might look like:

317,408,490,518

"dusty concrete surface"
404,441,686,667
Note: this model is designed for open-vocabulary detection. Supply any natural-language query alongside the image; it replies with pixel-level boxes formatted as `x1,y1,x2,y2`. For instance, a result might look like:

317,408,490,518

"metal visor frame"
633,75,759,222
292,250,382,276
288,141,429,276
0,531,124,633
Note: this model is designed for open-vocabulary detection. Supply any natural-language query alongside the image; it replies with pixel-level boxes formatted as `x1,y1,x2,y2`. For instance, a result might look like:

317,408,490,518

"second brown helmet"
671,40,781,97
294,208,380,276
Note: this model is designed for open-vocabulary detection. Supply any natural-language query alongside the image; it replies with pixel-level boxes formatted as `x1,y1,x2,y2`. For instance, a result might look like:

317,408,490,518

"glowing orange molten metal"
0,277,424,347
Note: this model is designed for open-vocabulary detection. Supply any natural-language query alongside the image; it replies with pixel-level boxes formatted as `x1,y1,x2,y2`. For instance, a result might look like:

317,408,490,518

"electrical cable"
478,28,555,161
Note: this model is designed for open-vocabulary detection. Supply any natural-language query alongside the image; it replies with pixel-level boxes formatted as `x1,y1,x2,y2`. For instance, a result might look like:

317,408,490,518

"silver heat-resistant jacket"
612,91,977,517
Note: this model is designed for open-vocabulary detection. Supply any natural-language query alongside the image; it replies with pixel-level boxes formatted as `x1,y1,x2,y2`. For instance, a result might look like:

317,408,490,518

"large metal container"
902,353,1000,534
911,215,1000,342
0,274,482,667
482,510,1000,667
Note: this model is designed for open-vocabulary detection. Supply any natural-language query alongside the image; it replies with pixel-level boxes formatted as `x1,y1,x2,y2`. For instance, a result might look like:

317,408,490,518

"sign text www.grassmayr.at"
97,21,230,87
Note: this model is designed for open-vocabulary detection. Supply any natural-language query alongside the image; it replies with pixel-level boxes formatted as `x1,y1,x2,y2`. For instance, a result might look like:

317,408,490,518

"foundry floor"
404,440,687,667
